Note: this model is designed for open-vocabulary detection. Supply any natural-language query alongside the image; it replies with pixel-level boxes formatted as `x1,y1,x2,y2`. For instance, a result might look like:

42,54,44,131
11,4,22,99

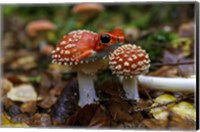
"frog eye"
100,34,110,44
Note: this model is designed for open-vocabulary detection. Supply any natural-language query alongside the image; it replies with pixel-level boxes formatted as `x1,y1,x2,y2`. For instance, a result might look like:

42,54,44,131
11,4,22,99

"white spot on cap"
56,47,60,51
132,55,137,60
131,64,137,69
60,50,64,54
138,61,144,66
138,53,144,57
124,61,130,66
65,44,75,49
128,58,133,61
51,50,55,54
68,38,72,42
115,65,122,70
60,41,66,45
123,69,130,73
119,58,123,62
65,50,70,55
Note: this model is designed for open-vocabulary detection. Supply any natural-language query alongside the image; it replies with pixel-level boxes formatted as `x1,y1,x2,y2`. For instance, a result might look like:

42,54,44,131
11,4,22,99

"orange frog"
52,29,125,65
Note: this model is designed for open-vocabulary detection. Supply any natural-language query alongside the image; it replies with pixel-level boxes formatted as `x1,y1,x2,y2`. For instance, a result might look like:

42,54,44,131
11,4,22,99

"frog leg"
75,50,96,62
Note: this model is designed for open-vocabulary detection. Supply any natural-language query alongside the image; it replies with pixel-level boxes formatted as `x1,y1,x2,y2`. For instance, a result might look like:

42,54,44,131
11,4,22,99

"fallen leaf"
66,104,98,126
20,101,37,114
178,21,194,38
89,106,110,128
149,66,178,77
6,75,29,84
11,114,30,124
2,98,22,117
2,78,13,95
7,84,37,102
150,94,196,122
38,95,57,109
28,113,52,127
139,119,166,129
2,113,28,127
10,55,37,70
103,96,133,122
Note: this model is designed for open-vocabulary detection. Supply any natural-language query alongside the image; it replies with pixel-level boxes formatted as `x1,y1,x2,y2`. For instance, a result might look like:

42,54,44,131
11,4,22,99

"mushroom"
51,29,124,107
72,3,104,15
26,20,56,52
72,3,105,25
26,20,55,38
109,44,151,100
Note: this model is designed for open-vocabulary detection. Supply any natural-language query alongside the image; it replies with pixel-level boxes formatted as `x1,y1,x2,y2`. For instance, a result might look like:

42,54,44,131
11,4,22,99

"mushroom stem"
77,71,98,107
137,75,195,93
122,76,140,101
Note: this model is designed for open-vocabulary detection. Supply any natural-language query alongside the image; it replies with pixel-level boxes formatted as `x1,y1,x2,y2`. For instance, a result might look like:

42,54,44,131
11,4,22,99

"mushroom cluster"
109,44,151,100
51,29,125,107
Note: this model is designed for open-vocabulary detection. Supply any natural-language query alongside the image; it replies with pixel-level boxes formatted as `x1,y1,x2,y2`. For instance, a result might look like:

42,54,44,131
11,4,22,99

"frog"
51,29,125,65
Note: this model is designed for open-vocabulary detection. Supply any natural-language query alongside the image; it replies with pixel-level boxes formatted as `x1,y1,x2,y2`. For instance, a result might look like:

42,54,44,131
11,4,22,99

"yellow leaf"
1,114,28,127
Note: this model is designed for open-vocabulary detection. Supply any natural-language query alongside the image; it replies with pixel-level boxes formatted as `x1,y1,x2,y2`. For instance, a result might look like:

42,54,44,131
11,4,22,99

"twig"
151,61,194,67
133,94,193,112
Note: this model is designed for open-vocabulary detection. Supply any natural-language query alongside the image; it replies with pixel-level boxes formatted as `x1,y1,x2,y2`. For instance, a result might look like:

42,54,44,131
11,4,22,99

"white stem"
138,75,195,93
122,77,140,101
77,72,98,107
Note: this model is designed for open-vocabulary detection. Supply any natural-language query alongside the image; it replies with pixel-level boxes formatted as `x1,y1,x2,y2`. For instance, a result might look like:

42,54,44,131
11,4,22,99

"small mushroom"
72,3,104,15
72,3,105,25
26,20,55,38
26,20,56,52
109,44,151,100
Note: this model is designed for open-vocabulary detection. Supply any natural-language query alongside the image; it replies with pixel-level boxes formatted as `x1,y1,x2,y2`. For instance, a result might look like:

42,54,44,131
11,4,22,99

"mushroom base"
77,71,98,107
122,77,140,101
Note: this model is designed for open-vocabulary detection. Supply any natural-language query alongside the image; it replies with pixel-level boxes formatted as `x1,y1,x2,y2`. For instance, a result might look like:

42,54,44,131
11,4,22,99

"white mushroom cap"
109,44,151,78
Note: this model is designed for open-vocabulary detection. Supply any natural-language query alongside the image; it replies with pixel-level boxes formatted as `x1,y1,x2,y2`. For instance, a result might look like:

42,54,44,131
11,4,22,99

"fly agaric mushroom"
109,44,150,100
52,29,125,107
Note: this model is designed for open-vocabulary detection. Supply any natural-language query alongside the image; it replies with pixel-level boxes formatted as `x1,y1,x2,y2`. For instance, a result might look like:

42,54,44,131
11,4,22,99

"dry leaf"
28,113,52,127
20,101,37,114
88,106,110,128
38,95,57,109
2,79,13,95
2,114,28,127
7,84,37,102
105,96,133,122
10,56,37,70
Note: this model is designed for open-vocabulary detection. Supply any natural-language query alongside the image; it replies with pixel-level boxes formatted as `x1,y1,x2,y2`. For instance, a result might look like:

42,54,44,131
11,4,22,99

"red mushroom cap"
51,30,97,66
109,44,151,78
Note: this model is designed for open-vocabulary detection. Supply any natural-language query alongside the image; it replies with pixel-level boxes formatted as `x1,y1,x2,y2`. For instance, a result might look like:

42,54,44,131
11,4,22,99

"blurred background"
1,3,196,128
